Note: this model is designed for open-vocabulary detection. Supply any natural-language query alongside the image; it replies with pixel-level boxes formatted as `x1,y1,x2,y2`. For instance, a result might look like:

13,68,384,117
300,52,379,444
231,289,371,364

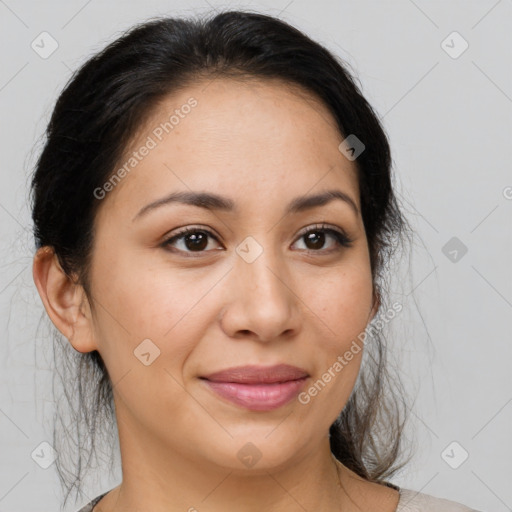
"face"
78,78,377,471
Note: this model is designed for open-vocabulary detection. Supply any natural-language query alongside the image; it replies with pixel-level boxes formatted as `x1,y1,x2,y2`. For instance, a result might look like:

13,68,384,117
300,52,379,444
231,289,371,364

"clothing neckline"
88,481,403,511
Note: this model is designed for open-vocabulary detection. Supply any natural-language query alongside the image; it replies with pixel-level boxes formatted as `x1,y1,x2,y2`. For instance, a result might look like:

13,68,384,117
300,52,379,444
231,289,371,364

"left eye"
162,225,353,256
293,226,353,252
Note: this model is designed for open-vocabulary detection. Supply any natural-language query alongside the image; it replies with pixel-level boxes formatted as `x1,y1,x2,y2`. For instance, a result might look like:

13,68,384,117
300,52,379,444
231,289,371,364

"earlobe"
369,290,380,322
32,246,98,353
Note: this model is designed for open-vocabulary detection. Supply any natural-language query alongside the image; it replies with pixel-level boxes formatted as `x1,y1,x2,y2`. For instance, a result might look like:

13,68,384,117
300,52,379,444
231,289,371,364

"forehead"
101,77,360,218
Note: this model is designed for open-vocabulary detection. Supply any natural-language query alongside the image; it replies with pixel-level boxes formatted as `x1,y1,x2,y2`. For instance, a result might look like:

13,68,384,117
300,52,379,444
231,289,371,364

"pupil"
306,231,324,250
186,232,208,251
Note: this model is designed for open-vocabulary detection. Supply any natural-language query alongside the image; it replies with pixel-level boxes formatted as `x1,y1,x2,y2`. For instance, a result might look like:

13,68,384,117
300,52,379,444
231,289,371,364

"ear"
32,246,98,353
369,288,380,322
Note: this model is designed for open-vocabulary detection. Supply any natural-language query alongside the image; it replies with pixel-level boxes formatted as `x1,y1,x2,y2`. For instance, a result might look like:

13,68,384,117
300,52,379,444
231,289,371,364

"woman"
30,10,482,512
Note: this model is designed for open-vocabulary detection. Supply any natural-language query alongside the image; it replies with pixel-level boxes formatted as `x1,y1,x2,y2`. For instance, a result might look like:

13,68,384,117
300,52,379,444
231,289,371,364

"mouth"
201,363,309,384
199,364,309,411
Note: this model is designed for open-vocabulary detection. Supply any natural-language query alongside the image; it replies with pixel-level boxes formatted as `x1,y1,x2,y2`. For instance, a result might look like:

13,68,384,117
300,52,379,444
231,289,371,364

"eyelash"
161,223,354,257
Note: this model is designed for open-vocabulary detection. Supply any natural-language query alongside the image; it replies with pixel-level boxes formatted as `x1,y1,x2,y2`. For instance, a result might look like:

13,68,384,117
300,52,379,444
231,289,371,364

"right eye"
161,226,224,256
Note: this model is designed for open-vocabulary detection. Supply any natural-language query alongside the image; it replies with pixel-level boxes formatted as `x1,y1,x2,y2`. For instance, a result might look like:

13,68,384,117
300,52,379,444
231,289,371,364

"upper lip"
201,364,309,384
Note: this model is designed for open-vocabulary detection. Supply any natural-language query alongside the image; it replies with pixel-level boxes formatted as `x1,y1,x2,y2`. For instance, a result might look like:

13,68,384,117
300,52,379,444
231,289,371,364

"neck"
103,416,356,512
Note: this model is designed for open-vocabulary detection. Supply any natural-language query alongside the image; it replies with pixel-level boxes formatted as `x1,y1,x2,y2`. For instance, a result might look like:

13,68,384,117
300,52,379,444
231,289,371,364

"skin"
33,77,400,512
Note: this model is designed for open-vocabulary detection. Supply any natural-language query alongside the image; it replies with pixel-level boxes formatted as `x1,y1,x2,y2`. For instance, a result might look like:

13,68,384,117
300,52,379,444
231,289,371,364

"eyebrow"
132,188,359,221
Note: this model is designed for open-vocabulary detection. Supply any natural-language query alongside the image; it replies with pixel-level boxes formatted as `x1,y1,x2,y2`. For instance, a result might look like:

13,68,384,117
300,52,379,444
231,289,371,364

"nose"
218,247,301,343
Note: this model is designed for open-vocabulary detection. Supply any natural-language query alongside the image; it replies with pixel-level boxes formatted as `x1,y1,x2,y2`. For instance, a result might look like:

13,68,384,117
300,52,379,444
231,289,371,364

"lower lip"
201,377,308,411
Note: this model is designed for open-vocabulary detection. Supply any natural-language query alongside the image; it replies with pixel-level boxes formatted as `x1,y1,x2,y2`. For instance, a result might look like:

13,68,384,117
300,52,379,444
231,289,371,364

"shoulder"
75,491,109,512
397,488,483,512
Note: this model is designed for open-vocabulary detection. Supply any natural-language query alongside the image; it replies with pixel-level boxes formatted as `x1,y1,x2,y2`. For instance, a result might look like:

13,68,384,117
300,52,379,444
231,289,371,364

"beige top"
396,489,482,511
76,487,483,511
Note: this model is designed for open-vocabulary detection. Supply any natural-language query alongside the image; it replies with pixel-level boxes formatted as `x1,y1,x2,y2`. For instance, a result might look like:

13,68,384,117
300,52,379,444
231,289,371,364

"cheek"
295,275,371,432
311,265,374,345
87,254,210,425
92,243,188,334
302,263,373,403
89,247,224,377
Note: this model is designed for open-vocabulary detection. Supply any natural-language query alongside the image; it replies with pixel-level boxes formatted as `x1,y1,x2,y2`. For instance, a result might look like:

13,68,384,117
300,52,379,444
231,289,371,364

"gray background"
0,0,511,511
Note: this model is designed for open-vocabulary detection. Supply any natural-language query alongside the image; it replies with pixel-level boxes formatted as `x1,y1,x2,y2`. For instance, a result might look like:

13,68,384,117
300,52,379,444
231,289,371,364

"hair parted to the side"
30,9,415,509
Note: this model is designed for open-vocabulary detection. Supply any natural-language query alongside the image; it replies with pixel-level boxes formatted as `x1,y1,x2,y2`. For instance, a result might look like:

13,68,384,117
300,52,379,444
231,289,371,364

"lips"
200,364,309,411
201,364,309,384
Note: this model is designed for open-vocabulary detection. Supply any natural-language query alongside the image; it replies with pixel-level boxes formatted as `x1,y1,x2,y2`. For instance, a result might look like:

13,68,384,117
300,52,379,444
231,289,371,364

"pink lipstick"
200,364,309,411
